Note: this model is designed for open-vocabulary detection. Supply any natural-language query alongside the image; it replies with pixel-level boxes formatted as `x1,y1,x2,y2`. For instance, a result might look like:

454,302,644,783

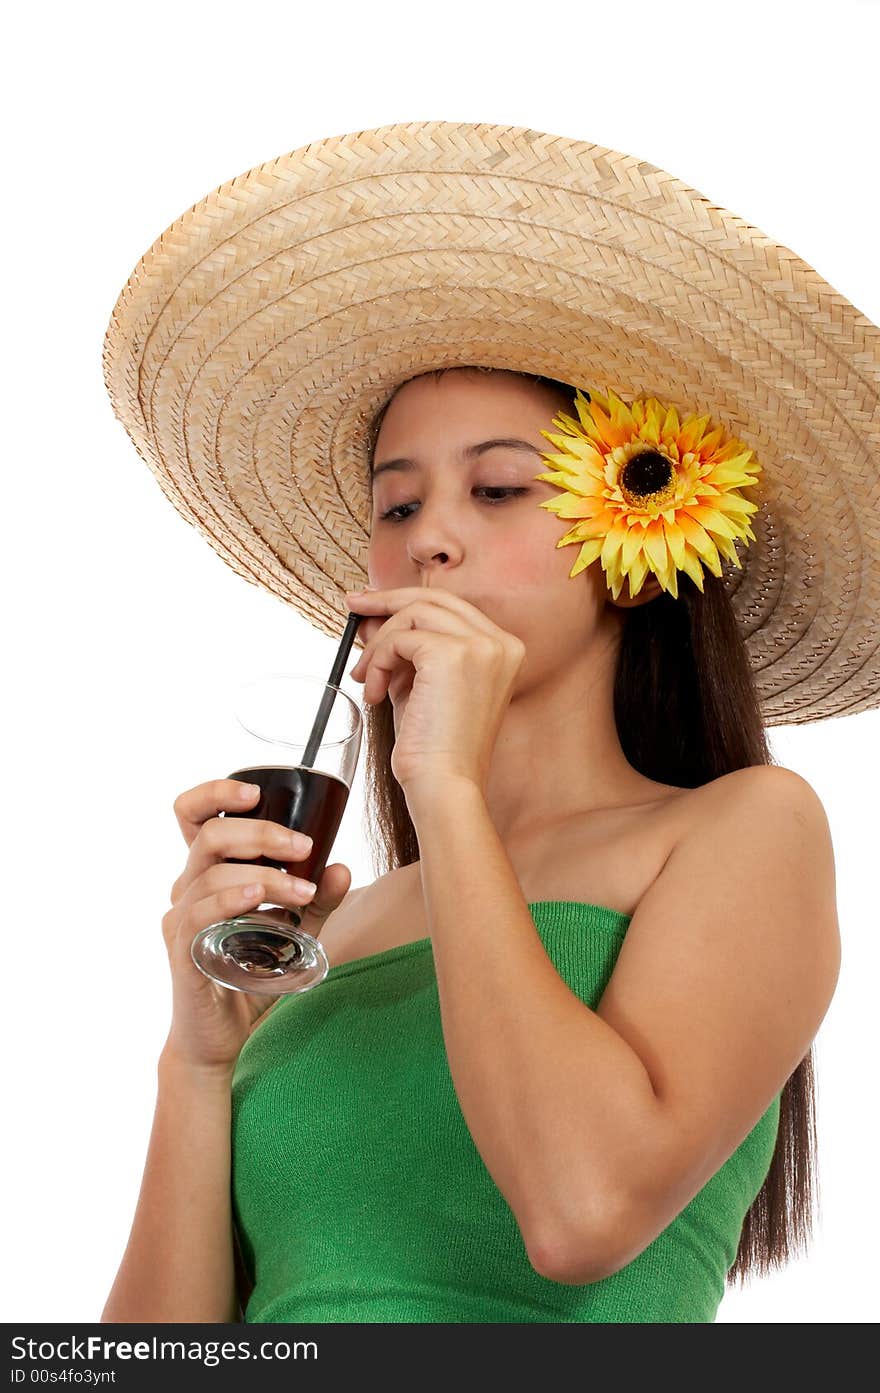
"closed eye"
377,487,530,523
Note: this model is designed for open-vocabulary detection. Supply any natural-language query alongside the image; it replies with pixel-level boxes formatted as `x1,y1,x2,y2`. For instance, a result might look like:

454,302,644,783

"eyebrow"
371,438,544,486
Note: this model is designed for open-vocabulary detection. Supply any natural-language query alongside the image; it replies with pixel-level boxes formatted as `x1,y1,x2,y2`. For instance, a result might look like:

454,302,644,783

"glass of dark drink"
190,673,362,996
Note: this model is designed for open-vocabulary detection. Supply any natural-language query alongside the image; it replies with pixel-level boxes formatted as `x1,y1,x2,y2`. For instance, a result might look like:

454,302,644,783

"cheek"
366,533,402,586
504,517,605,632
492,522,565,592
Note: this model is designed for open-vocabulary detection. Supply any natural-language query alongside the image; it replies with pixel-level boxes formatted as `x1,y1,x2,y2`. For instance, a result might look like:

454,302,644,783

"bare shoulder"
327,878,372,923
324,866,405,930
640,762,840,979
699,762,825,800
660,766,838,926
667,764,832,841
613,766,841,1009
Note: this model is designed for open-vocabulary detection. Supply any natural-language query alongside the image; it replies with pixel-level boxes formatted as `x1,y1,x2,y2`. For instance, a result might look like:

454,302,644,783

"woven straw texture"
102,120,880,726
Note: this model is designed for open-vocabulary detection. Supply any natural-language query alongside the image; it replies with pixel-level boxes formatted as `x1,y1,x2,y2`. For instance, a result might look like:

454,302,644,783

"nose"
405,504,465,573
417,553,450,573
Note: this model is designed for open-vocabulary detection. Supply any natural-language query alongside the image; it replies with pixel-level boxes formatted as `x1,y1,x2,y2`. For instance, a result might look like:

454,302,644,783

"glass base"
191,914,330,996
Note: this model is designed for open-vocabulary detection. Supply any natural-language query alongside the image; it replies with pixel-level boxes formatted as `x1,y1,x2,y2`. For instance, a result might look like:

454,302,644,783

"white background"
4,0,878,1325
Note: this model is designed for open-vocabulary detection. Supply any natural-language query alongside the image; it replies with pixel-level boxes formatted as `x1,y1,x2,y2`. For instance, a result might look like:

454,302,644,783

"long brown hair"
360,365,818,1287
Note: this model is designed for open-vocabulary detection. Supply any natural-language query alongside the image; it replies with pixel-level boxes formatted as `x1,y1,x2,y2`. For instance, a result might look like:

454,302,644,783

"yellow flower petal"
697,425,727,456
708,464,759,489
642,519,670,576
715,444,758,469
663,518,687,569
589,398,631,451
683,504,742,541
678,414,712,454
718,494,760,519
550,494,612,520
628,549,650,595
600,517,629,570
662,404,681,441
574,391,596,434
679,544,707,592
557,522,590,546
641,400,664,447
622,524,645,571
536,470,600,498
655,548,679,595
676,513,723,575
715,533,743,568
568,536,604,578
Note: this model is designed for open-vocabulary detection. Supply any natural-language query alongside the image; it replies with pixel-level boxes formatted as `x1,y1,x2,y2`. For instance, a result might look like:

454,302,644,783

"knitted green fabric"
231,900,780,1323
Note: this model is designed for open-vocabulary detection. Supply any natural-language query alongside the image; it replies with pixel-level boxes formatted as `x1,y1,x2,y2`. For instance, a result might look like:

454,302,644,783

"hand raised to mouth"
345,583,526,794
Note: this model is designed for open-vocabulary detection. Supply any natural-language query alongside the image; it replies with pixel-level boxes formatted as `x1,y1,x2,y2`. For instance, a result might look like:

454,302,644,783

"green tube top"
230,899,781,1323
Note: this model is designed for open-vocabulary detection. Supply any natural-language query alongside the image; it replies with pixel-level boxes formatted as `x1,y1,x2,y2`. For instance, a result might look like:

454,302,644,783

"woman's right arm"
100,777,354,1323
101,1046,239,1323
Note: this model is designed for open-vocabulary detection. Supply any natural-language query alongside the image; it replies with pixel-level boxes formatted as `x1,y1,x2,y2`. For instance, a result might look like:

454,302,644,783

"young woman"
100,121,874,1323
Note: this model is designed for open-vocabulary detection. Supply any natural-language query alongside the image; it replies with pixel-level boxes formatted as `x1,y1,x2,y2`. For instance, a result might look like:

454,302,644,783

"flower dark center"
620,449,673,498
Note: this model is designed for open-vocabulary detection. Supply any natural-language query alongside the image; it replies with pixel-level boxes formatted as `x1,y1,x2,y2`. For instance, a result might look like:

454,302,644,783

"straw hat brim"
102,119,880,726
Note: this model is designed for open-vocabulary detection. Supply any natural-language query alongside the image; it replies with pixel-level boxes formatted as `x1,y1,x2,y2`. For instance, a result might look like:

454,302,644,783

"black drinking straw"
300,609,365,769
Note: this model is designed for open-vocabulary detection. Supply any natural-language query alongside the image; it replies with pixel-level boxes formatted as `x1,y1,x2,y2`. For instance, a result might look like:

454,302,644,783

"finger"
347,587,501,637
174,778,261,849
173,861,319,921
349,600,469,682
298,861,353,934
352,615,384,649
387,661,415,710
163,877,269,955
181,813,314,893
362,630,471,705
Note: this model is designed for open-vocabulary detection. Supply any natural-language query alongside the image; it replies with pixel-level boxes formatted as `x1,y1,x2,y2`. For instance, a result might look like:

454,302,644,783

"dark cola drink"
191,675,361,994
226,764,349,888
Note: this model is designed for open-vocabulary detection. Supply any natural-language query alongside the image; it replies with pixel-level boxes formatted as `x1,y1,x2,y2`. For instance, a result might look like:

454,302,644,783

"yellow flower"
534,386,762,601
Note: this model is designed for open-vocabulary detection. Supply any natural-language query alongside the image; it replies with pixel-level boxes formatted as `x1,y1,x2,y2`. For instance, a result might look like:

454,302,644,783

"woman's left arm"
346,589,839,1286
405,770,663,1283
405,765,840,1287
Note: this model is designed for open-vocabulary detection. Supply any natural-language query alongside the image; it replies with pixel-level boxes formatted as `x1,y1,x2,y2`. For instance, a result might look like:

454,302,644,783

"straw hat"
102,119,880,727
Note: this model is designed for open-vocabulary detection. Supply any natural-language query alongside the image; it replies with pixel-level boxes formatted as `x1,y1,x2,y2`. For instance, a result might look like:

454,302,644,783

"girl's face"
365,368,622,667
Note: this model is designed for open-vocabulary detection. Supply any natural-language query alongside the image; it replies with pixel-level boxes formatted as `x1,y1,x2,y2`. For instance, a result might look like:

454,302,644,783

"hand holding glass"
190,673,363,996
